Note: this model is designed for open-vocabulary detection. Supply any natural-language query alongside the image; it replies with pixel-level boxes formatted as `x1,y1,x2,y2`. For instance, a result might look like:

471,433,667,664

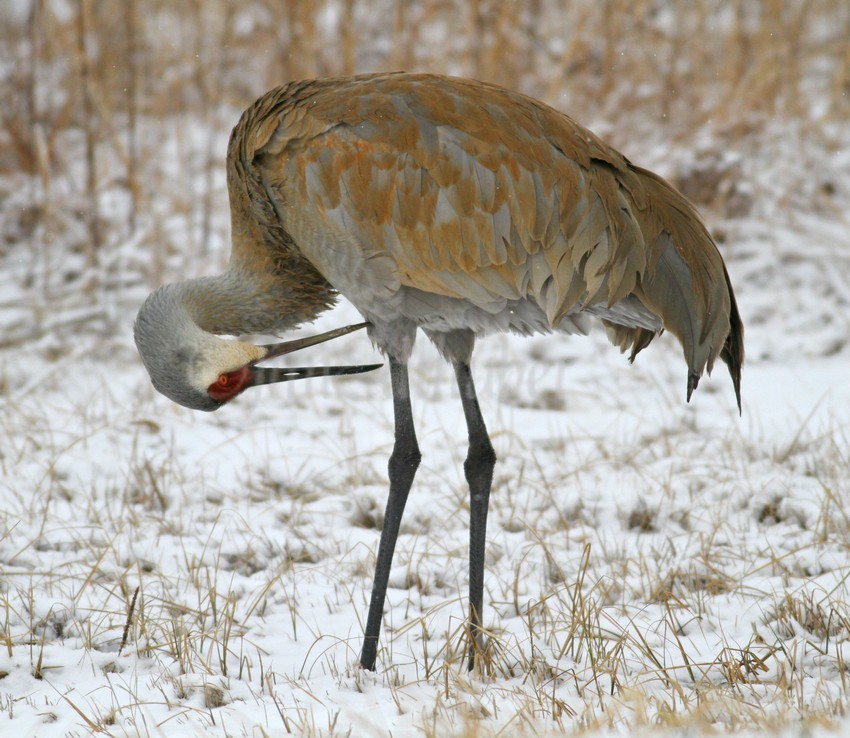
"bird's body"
135,72,743,671
225,73,740,379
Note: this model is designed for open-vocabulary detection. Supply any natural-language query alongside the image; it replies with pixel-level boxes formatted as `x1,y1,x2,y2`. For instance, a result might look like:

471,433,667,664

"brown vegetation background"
1,0,848,301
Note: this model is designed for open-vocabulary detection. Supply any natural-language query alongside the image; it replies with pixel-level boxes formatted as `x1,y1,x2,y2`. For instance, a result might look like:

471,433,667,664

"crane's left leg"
453,361,497,671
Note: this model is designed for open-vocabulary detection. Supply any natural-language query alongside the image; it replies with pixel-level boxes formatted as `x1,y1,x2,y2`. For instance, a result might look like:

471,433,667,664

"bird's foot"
464,624,497,675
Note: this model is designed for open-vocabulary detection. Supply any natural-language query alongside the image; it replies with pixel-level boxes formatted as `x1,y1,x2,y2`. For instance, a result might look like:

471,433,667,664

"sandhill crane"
134,72,744,672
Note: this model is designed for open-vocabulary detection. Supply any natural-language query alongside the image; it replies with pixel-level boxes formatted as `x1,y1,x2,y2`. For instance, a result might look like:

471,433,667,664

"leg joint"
464,440,496,478
388,445,422,482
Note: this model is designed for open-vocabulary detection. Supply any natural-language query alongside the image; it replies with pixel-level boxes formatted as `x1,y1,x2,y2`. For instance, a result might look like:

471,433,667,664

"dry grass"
1,372,849,732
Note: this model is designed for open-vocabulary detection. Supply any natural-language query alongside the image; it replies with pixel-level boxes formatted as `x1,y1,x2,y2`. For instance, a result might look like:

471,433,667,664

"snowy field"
2,114,850,737
2,2,850,733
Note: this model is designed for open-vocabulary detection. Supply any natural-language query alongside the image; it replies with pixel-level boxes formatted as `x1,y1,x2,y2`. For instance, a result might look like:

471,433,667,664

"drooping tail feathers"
604,163,744,411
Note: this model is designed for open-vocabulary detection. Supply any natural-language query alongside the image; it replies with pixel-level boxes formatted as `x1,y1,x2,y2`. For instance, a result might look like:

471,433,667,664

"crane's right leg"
453,361,496,671
360,357,421,671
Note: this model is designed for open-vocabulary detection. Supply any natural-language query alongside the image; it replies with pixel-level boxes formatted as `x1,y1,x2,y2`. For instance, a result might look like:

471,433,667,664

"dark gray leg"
454,361,497,671
360,358,421,671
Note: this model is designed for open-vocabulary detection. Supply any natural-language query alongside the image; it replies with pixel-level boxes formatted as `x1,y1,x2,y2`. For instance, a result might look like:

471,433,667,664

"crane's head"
133,286,380,412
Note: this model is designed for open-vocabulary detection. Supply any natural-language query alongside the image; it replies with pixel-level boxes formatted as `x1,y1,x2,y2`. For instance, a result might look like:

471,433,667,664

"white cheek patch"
186,339,266,392
188,363,224,393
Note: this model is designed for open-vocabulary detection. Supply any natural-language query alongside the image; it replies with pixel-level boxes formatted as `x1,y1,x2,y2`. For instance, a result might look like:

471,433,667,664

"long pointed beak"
252,363,383,386
259,322,371,361
251,322,382,386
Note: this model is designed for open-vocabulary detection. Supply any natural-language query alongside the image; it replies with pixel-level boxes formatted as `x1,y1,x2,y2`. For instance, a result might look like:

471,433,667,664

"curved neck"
179,265,336,337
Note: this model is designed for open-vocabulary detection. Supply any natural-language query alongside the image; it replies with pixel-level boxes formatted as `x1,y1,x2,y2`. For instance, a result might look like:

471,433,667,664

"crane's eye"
207,367,252,403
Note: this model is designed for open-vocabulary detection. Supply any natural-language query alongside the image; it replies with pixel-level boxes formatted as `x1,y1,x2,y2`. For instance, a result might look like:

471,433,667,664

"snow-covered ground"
2,101,850,737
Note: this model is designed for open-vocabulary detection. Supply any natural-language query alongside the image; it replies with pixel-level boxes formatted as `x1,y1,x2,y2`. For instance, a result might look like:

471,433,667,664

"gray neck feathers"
179,272,282,336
